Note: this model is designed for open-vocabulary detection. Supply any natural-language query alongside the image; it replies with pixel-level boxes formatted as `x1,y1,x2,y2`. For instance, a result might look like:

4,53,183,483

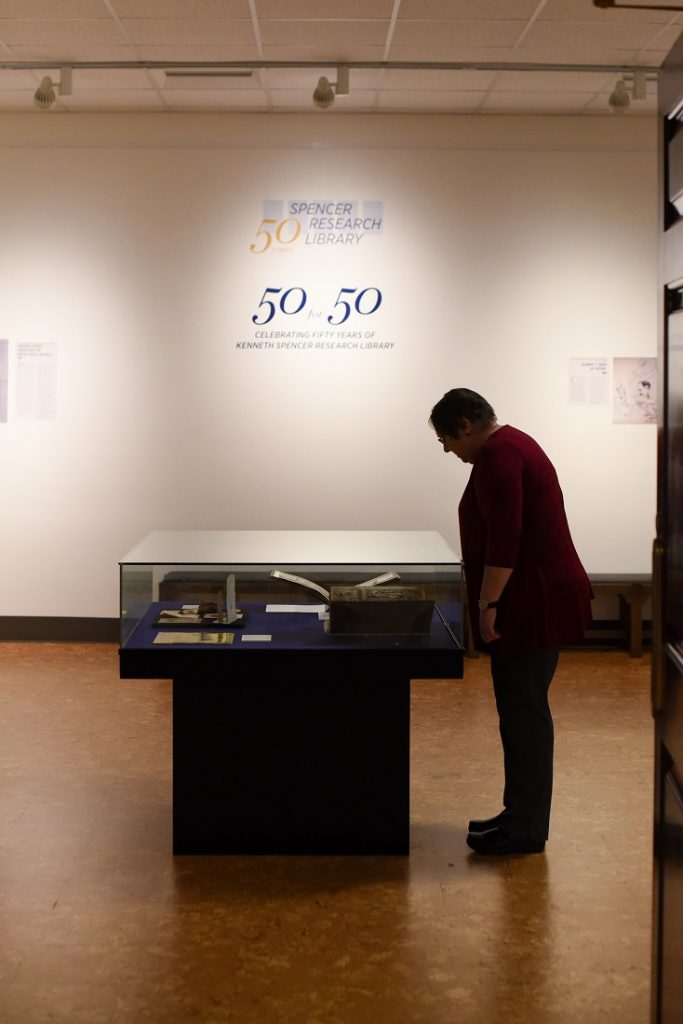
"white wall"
0,113,658,618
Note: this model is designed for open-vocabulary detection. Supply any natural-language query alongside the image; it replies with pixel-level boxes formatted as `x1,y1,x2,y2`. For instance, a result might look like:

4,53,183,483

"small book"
153,632,234,645
154,605,244,627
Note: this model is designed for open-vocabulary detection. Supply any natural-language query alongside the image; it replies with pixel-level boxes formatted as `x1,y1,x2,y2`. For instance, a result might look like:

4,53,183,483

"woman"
429,388,593,855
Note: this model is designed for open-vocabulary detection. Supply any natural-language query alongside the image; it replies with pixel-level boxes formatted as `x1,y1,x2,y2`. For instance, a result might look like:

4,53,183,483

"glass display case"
119,529,463,656
118,530,464,856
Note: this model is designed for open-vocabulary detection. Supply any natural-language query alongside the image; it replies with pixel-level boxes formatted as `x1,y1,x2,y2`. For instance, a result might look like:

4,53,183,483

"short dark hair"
429,388,496,436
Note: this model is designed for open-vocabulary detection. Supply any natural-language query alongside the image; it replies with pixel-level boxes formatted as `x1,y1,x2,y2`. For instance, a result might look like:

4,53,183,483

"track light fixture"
608,79,630,114
607,70,650,113
5,59,656,113
312,65,349,109
313,76,334,108
33,67,72,110
335,65,350,97
33,76,56,110
632,69,646,101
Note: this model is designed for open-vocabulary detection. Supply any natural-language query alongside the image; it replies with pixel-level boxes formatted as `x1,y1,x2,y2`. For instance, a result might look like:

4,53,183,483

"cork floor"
0,644,652,1024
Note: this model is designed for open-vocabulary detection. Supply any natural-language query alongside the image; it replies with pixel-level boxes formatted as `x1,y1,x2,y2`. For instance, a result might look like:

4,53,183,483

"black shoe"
468,812,504,833
466,827,545,855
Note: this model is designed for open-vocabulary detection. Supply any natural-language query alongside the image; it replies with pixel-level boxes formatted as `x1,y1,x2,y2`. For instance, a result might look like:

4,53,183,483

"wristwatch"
478,598,500,611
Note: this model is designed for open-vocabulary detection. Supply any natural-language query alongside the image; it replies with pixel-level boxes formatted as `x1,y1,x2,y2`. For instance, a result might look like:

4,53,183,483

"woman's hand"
479,607,501,644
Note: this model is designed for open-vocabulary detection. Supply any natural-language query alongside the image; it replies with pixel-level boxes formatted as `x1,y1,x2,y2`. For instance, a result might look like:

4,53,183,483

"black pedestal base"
172,667,410,855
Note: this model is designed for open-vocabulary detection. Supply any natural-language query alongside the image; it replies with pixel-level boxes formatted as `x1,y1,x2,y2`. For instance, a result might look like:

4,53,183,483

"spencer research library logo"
249,200,384,253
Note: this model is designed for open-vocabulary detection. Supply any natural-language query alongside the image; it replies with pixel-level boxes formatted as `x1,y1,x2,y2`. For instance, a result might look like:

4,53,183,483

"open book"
269,569,400,603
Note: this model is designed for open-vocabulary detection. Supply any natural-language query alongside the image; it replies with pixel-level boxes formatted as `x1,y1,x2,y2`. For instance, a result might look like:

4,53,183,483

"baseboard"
0,617,119,642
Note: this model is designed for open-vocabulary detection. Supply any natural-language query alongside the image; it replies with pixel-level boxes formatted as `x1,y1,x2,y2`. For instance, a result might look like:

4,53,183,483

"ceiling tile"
259,20,389,47
637,24,683,51
381,68,497,91
257,0,393,17
636,49,674,64
112,0,250,15
58,90,165,110
399,1,538,19
121,18,255,46
0,93,27,108
539,0,680,25
7,44,139,61
0,90,40,108
163,88,269,108
0,18,126,45
483,89,598,112
261,44,386,61
387,45,526,62
0,68,39,87
378,89,485,110
391,20,526,48
0,0,106,14
493,70,614,92
511,45,658,65
127,44,260,61
522,19,672,51
71,68,156,89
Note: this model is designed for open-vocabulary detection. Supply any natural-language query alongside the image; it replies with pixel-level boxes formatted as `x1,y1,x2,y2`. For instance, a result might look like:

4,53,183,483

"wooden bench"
587,573,652,658
462,573,652,659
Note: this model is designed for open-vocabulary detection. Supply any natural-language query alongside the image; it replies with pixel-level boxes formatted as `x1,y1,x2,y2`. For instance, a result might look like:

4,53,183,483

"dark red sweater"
458,425,593,655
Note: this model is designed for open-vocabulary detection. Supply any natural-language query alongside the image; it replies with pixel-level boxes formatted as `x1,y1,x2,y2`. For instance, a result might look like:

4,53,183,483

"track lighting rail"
0,59,658,76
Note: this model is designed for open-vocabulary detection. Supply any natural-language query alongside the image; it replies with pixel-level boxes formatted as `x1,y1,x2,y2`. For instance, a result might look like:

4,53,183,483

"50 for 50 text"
251,287,383,326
